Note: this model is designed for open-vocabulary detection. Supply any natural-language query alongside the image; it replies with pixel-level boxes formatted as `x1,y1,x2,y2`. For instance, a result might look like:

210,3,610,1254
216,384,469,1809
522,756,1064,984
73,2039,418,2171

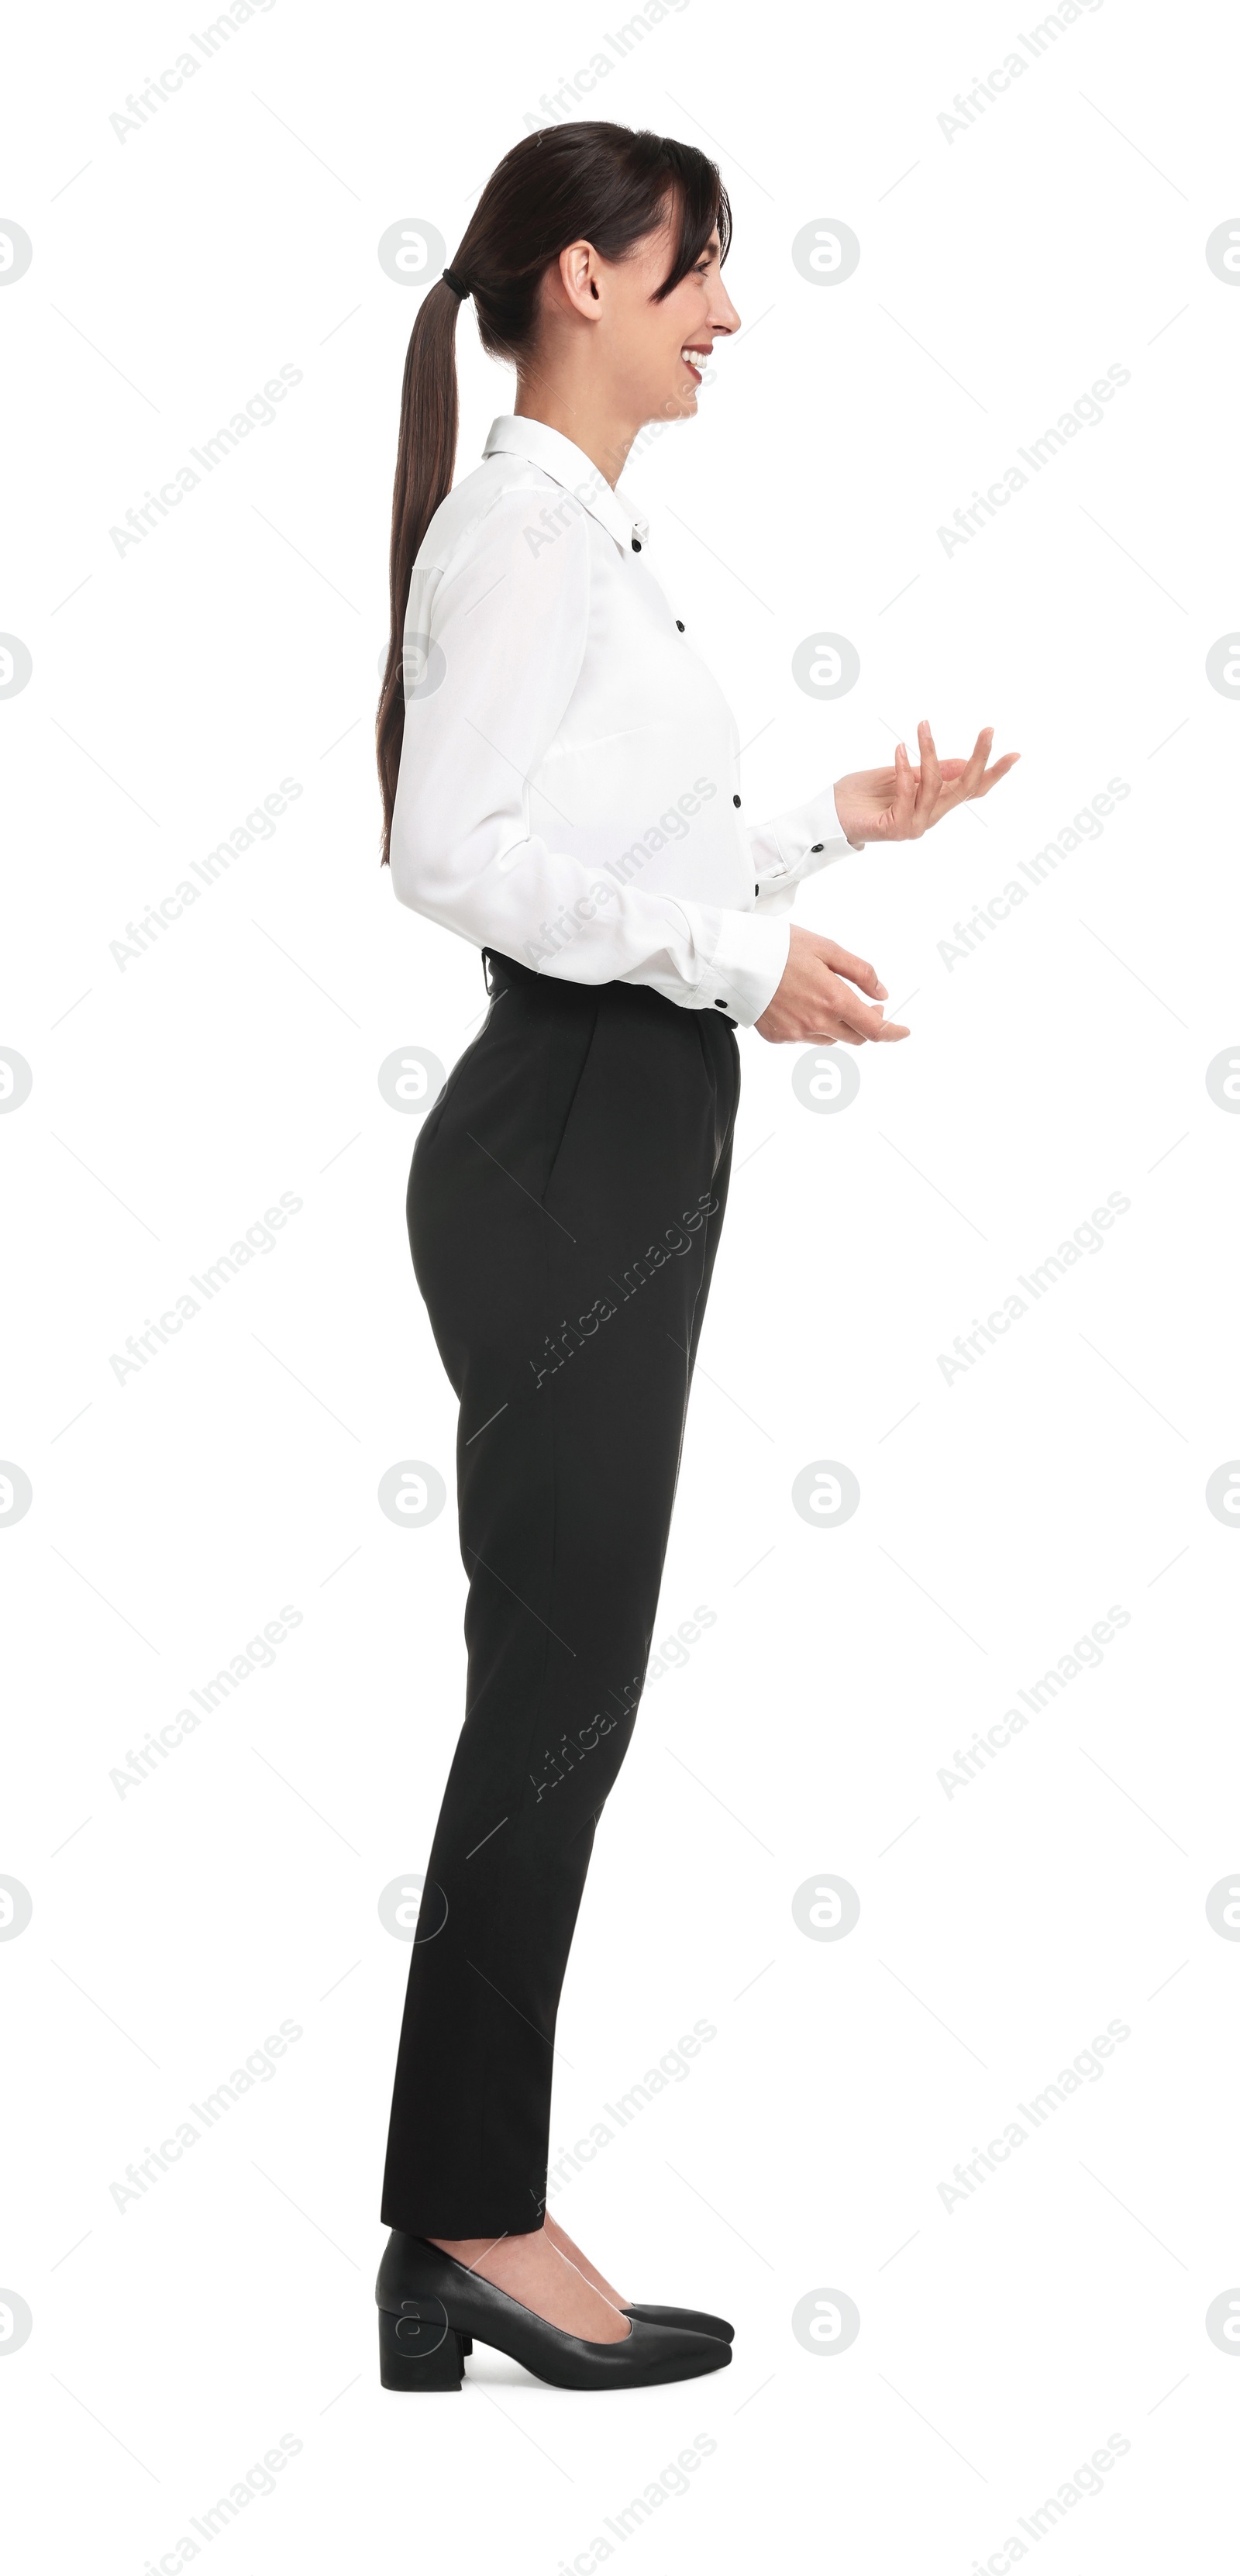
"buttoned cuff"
751,784,864,887
699,909,791,1027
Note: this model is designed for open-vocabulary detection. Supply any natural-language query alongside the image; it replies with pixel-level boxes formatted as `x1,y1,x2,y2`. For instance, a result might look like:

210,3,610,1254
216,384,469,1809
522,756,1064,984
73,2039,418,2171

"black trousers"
381,949,740,2237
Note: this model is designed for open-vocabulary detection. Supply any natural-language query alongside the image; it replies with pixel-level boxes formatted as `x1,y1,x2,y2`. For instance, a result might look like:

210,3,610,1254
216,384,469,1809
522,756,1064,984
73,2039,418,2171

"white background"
3,0,1239,2568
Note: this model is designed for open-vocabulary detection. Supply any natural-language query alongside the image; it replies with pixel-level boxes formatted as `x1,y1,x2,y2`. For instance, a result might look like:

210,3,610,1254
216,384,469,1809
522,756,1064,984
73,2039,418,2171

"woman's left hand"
834,720,1019,843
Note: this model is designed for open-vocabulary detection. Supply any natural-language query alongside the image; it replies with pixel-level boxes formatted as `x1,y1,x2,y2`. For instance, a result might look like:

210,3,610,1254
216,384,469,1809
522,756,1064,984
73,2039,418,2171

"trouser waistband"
480,947,735,1026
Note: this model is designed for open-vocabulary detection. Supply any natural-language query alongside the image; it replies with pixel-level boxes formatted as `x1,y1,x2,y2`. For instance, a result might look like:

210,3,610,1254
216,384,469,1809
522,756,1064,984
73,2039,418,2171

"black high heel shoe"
376,2233,732,2392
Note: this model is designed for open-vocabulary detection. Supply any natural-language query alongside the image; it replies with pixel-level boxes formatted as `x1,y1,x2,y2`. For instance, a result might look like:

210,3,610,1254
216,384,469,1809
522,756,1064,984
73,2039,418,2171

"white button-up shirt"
388,413,861,1026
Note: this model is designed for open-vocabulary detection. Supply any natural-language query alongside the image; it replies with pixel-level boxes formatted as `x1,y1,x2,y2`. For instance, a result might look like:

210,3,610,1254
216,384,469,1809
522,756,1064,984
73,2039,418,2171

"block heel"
378,2300,465,2392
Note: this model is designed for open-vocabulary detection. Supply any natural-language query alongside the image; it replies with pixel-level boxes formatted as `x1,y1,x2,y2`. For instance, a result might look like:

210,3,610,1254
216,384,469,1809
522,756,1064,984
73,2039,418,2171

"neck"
514,374,636,490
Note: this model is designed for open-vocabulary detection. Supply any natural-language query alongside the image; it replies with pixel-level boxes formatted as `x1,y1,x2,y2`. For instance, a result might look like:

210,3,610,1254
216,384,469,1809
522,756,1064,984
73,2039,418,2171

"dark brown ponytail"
376,121,730,863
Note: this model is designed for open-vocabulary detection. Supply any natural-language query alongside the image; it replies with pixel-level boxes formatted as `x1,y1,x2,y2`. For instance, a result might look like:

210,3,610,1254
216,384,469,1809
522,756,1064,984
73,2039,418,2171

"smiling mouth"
680,346,711,381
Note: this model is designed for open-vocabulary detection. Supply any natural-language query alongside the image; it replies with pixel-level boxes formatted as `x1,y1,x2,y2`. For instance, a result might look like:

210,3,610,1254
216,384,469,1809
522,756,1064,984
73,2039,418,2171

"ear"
556,239,602,317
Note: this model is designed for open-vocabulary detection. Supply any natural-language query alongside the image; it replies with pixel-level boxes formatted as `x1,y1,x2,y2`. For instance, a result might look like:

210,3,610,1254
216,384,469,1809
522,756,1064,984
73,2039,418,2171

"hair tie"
442,267,470,299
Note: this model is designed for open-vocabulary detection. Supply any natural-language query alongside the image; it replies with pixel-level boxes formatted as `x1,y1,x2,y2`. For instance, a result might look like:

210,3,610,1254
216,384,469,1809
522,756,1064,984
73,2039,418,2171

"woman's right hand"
754,925,909,1046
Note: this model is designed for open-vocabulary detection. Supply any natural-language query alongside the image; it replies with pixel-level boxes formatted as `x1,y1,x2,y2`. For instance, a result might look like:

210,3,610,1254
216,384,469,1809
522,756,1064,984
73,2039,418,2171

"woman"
374,121,1017,2394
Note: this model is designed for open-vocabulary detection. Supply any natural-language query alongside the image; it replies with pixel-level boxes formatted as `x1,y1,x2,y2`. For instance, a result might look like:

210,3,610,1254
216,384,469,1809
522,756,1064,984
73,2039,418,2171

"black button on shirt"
631,537,642,552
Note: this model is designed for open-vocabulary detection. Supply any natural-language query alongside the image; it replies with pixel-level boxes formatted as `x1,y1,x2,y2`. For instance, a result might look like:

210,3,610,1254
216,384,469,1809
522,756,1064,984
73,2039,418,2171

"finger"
932,726,993,817
921,736,1018,799
890,739,918,831
818,1019,911,1043
810,1012,909,1045
822,976,888,1040
961,725,994,794
975,750,1021,794
916,719,942,817
821,940,888,999
822,984,909,1046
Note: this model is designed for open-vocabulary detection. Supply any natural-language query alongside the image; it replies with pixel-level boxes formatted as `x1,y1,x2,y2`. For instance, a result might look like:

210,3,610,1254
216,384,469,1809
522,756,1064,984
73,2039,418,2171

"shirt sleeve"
388,491,788,1025
748,791,865,921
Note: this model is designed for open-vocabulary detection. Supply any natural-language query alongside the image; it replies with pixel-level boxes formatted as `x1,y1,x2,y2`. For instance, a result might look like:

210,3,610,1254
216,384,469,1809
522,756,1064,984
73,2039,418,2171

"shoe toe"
619,2319,731,2377
625,2301,735,2344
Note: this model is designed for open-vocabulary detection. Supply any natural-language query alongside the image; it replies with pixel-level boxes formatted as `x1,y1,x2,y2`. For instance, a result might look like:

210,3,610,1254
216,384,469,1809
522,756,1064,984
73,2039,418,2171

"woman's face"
543,208,741,437
622,216,741,426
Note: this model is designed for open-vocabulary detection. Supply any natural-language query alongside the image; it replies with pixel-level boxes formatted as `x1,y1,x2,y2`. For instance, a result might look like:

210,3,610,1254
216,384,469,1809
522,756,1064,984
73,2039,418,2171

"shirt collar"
482,415,648,552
